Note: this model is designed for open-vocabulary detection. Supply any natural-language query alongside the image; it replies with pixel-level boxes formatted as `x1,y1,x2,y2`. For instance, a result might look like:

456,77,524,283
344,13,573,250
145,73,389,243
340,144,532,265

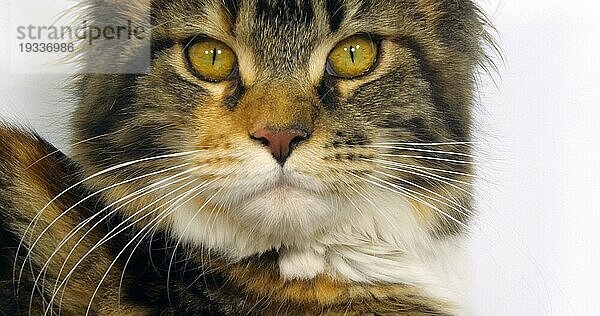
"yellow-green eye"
187,38,237,82
327,35,378,79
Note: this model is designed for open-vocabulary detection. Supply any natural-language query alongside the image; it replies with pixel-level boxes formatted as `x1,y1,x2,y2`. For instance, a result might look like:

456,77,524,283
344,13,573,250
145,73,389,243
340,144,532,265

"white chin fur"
169,160,466,312
234,186,337,241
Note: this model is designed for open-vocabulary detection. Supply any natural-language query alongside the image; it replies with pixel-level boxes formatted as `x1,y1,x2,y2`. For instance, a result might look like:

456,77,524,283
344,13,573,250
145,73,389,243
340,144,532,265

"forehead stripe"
255,0,314,26
222,0,241,24
325,0,345,32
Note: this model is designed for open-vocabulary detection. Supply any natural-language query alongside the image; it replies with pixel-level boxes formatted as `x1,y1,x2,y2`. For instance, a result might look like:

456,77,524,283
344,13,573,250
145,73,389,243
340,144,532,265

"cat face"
72,0,488,257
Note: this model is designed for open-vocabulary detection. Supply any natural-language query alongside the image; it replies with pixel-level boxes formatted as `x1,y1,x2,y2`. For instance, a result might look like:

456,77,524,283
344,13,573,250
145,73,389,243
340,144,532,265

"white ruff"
169,153,466,313
170,186,466,314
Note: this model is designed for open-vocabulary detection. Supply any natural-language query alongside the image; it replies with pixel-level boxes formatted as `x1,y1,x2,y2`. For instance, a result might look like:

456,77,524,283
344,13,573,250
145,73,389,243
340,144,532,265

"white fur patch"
169,149,466,313
279,189,467,313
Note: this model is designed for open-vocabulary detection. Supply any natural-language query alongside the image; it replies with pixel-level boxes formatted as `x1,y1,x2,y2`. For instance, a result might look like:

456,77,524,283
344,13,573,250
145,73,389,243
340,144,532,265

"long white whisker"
15,150,202,292
28,163,193,300
183,202,225,293
379,153,476,165
363,145,475,158
371,170,474,218
371,174,471,232
113,179,215,310
166,189,222,307
341,174,404,234
380,164,473,197
340,190,366,219
366,159,474,196
347,172,471,232
28,164,197,309
51,178,217,314
49,180,204,315
365,158,476,178
113,180,211,312
26,131,119,169
42,173,197,312
82,179,219,316
372,141,482,146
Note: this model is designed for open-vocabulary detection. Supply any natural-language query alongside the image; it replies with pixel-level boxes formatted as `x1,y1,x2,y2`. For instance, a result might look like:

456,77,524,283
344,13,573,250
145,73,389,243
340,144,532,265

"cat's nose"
251,128,308,165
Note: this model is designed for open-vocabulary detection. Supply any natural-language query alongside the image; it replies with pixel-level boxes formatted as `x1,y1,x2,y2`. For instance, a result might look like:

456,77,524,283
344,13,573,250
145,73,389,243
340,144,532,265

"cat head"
71,0,491,259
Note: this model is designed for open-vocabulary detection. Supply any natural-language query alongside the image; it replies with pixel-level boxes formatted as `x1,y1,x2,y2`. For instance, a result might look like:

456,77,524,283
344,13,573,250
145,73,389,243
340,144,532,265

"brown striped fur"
1,0,494,314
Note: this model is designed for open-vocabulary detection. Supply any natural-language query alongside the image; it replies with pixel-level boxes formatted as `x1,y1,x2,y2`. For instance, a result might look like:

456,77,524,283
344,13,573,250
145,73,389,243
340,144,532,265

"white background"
1,1,599,315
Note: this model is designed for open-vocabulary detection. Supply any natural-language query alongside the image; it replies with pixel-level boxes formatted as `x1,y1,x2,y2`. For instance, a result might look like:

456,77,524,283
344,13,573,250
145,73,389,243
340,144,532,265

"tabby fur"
0,0,493,314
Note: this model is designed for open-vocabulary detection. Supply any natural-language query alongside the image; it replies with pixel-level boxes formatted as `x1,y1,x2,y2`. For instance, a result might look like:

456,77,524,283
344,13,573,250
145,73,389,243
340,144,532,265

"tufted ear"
74,0,152,74
416,0,497,67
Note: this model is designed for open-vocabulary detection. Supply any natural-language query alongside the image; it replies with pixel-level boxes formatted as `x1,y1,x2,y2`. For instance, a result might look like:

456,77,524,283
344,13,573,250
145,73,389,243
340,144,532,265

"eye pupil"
187,38,238,82
327,35,378,79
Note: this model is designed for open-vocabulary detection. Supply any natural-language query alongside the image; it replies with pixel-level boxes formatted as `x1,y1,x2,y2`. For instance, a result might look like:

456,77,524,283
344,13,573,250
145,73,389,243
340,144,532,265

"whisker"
346,172,471,232
377,164,473,197
40,174,197,310
340,190,366,219
378,153,476,165
341,174,404,234
188,199,229,293
183,206,226,294
368,158,474,183
15,150,202,293
24,163,195,304
114,178,204,312
52,179,217,314
166,189,223,307
364,158,476,178
371,141,483,146
365,159,474,196
43,176,198,315
112,179,217,311
25,131,125,170
82,179,220,316
362,145,475,159
370,170,474,218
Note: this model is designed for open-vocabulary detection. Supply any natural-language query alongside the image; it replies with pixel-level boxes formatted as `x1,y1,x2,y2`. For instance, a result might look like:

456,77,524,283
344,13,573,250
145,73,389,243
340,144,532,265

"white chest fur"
170,187,467,313
278,189,467,313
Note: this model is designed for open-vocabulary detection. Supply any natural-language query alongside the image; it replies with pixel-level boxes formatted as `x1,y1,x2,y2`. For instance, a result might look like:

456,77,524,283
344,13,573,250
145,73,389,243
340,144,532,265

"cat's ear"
415,0,498,71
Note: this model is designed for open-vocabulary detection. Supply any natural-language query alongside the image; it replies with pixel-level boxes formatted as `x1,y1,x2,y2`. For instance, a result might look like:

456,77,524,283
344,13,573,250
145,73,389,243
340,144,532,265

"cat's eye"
186,38,237,82
327,35,378,79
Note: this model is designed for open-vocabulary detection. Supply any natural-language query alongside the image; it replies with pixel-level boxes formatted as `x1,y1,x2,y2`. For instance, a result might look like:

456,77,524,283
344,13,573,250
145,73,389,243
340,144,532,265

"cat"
0,0,493,314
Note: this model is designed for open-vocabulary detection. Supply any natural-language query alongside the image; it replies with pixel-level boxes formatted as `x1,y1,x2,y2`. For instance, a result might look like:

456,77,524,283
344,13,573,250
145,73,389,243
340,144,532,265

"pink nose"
252,128,308,164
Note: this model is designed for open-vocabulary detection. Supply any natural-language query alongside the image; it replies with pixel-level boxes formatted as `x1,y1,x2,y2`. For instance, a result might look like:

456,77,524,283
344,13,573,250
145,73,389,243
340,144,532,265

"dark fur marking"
325,0,345,32
316,77,340,110
222,0,241,25
256,0,314,26
224,80,246,110
393,36,468,140
151,39,175,59
389,116,439,144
